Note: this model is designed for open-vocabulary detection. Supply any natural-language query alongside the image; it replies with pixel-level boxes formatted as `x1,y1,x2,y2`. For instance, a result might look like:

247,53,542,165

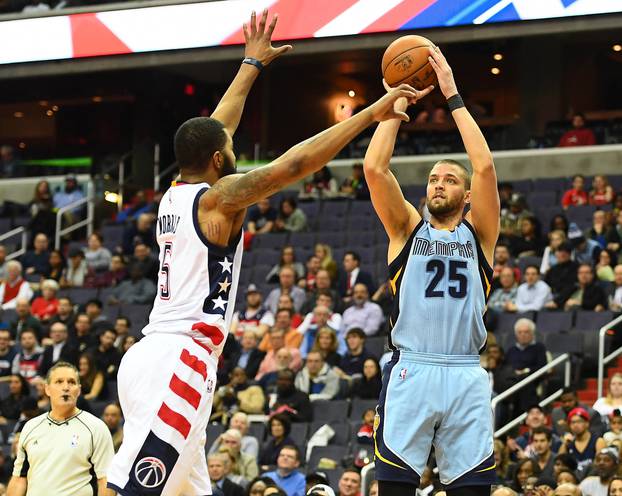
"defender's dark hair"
174,117,227,172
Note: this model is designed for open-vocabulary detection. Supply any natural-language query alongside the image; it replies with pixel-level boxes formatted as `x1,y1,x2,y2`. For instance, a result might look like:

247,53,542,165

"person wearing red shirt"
30,279,59,322
562,175,589,209
558,113,596,147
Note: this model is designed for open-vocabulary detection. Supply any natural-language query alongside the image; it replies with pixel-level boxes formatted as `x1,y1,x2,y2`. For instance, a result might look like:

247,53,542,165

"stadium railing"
0,227,27,260
597,314,622,397
492,353,572,438
54,179,95,249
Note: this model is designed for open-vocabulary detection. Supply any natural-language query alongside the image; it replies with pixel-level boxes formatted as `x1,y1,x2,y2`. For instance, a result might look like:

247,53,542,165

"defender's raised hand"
382,79,434,115
243,9,292,66
427,46,458,99
369,84,422,122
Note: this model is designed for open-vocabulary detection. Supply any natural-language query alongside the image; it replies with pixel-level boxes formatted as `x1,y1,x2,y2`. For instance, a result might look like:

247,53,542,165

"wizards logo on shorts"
134,457,167,489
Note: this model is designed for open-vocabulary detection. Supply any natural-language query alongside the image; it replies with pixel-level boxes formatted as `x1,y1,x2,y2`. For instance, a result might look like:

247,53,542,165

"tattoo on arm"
205,221,221,240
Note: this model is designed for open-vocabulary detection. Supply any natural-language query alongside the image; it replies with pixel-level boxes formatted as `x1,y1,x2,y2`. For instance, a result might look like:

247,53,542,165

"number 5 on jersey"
160,242,173,299
425,259,468,298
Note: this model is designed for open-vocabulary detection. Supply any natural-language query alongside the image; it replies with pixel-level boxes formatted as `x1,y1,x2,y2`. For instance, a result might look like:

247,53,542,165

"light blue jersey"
388,219,493,355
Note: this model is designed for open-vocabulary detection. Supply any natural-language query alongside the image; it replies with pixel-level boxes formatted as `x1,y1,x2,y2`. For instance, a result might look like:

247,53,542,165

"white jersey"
143,181,243,357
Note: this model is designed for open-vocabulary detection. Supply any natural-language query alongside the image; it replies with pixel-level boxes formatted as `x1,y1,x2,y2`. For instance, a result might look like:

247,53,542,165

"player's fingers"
418,85,435,98
396,90,417,102
395,83,416,93
428,55,441,73
395,111,410,122
250,10,257,37
274,44,293,56
266,13,278,37
258,8,268,35
243,23,250,43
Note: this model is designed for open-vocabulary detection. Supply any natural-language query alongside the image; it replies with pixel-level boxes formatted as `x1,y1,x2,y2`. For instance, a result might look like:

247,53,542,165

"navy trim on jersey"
462,219,494,301
192,186,242,257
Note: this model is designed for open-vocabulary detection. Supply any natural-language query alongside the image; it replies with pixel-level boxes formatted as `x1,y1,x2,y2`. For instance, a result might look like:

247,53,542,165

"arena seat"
365,336,387,360
307,445,349,472
350,399,377,420
289,422,309,448
574,311,615,332
248,422,266,442
544,331,584,355
312,400,349,423
535,311,574,333
206,423,225,452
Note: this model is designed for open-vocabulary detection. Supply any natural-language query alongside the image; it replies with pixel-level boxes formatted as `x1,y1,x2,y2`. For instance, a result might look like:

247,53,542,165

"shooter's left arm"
428,47,500,264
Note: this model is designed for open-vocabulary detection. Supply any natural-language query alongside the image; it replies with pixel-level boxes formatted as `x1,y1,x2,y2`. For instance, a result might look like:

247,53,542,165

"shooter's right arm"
363,117,421,245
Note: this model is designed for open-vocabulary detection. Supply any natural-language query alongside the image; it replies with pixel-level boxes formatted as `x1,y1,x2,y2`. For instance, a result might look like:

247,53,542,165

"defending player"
365,47,500,496
106,10,431,496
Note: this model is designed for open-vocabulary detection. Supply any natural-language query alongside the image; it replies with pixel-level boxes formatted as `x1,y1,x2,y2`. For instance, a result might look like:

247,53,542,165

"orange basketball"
382,35,437,91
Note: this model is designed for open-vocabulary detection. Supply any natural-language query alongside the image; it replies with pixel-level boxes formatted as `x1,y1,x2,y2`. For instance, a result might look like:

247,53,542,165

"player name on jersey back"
143,182,243,357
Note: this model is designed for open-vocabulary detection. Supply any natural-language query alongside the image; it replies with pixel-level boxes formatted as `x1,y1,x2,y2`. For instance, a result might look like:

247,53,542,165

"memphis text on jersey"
412,237,475,260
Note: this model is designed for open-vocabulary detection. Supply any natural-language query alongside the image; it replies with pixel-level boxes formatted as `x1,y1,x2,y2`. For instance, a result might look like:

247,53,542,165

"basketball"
382,35,438,90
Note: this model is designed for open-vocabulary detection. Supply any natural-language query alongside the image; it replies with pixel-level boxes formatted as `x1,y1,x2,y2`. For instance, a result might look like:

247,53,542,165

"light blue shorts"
374,350,495,488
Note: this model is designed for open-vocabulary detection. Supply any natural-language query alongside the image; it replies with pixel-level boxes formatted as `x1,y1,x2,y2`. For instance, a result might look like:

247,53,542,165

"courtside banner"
0,0,621,65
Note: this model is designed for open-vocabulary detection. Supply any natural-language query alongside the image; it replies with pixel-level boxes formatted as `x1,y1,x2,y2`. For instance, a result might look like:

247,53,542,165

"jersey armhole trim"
387,219,424,275
461,219,494,276
192,187,243,257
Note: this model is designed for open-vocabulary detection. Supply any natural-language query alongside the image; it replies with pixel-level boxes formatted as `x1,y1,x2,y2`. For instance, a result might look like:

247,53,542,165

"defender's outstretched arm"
211,10,292,136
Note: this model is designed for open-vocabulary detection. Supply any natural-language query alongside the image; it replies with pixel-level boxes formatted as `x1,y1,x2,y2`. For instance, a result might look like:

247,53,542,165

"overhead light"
493,53,503,61
18,142,26,149
104,191,120,204
92,96,103,103
491,67,501,75
52,105,59,112
38,100,48,106
14,111,24,118
614,44,622,52
46,110,54,117
348,90,356,97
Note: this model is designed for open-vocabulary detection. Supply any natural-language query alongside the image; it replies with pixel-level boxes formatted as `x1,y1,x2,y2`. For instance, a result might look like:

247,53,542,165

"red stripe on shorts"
191,322,224,346
192,338,213,355
169,374,201,410
180,349,207,380
157,402,191,439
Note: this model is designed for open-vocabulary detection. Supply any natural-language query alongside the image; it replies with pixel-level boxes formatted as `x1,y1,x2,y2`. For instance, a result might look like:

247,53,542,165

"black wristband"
242,57,264,71
447,93,465,112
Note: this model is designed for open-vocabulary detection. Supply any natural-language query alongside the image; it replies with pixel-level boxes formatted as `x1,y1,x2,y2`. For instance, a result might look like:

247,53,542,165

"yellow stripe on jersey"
475,463,497,473
373,431,407,470
480,265,491,298
389,266,403,295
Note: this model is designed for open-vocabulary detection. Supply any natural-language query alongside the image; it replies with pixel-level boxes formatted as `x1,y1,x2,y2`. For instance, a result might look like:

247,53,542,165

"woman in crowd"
557,470,578,486
350,358,383,399
609,477,622,496
595,249,616,282
511,459,541,494
314,243,338,281
120,335,137,355
594,373,622,419
550,214,569,234
0,375,30,424
83,233,112,273
78,353,105,401
590,175,615,206
511,216,544,258
266,245,305,284
44,249,65,282
246,477,277,496
28,180,55,241
540,230,567,274
274,198,307,233
30,278,60,322
30,377,49,411
300,166,338,199
258,413,296,468
311,327,341,368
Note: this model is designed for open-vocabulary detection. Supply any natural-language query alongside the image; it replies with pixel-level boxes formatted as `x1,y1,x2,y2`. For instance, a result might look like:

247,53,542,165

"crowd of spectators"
0,168,622,495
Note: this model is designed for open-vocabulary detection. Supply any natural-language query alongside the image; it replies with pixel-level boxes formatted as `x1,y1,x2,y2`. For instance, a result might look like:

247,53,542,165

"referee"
7,361,114,496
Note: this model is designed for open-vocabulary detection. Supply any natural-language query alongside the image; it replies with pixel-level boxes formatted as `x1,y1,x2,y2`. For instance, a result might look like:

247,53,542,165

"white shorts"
107,333,218,496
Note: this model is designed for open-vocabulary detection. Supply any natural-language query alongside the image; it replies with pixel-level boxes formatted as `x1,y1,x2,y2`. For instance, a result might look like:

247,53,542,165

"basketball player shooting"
365,47,500,496
106,10,429,496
